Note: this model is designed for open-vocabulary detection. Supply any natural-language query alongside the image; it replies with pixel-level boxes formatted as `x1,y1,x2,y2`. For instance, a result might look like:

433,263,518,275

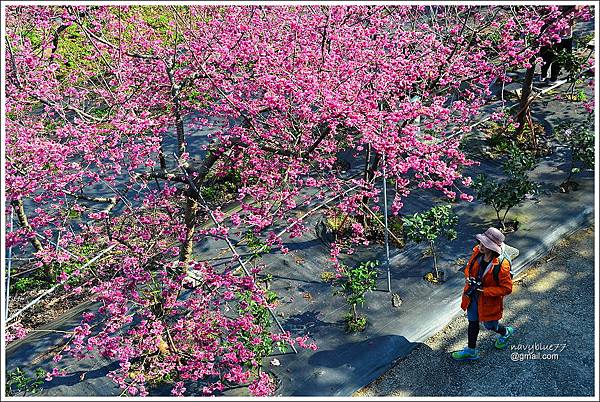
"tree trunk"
158,145,167,170
361,145,372,227
367,153,382,184
565,161,574,183
173,104,186,157
515,63,536,143
166,63,186,157
497,209,506,231
167,63,193,266
11,199,53,279
176,150,224,266
361,151,382,224
179,194,198,266
501,209,512,231
363,144,372,183
338,212,349,237
430,240,439,279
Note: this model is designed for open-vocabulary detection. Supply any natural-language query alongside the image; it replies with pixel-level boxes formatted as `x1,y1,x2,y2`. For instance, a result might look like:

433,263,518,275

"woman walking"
452,227,515,361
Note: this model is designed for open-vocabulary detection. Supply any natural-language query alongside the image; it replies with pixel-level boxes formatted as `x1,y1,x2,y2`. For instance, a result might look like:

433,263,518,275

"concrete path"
355,225,596,397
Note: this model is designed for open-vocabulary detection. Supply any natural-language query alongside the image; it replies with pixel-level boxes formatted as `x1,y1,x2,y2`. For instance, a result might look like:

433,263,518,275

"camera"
465,277,482,298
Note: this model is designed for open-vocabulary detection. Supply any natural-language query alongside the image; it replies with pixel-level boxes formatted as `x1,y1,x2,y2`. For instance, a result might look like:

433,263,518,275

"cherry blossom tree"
511,5,593,150
5,5,588,396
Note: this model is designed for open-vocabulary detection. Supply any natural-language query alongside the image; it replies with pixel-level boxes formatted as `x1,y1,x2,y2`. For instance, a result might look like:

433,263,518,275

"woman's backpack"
492,250,514,285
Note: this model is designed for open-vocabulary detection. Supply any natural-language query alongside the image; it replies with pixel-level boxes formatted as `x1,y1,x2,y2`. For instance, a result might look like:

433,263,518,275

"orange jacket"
460,245,512,321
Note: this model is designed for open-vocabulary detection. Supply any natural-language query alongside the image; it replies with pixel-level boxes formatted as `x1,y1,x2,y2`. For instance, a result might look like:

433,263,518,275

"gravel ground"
355,225,596,397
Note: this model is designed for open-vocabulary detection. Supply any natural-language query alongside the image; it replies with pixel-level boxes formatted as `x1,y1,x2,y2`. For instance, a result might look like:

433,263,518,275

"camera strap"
466,251,493,284
476,254,490,283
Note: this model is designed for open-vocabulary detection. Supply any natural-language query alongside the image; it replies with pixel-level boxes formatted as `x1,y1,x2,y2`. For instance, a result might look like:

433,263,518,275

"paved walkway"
355,225,596,397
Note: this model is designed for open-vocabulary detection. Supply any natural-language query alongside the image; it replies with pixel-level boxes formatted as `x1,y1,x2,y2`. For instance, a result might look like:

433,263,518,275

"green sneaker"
451,347,480,361
495,326,515,350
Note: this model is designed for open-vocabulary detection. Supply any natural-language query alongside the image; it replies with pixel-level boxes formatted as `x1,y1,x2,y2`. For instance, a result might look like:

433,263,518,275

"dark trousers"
540,37,573,81
466,296,507,349
468,320,507,349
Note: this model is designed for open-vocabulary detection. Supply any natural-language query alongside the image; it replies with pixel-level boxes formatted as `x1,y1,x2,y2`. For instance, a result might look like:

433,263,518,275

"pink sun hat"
475,227,505,254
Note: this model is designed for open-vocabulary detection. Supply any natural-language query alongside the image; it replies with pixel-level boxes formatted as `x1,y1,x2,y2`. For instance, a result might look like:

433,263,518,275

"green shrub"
473,144,539,231
403,205,458,280
325,209,353,238
367,212,405,248
11,277,48,293
235,289,286,369
326,214,347,232
553,44,593,100
5,367,46,396
200,170,241,204
488,133,512,154
331,260,378,331
244,230,271,257
386,214,405,246
554,115,594,185
344,313,367,333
